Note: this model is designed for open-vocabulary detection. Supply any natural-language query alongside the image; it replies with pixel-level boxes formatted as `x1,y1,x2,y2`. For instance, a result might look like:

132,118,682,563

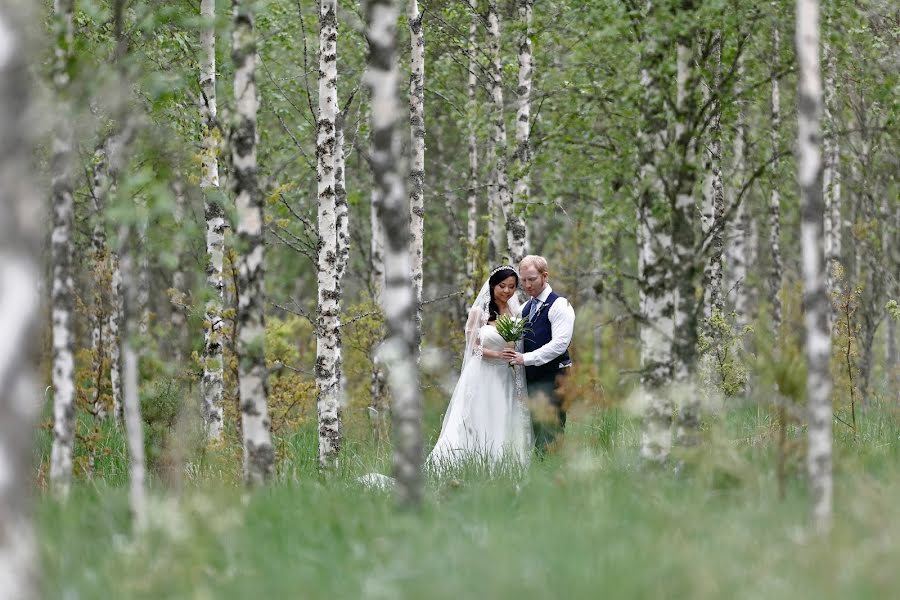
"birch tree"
409,0,425,350
0,7,43,593
769,24,784,335
89,147,109,420
49,0,77,499
316,0,342,470
170,178,188,364
796,0,832,533
118,223,146,530
671,37,701,447
232,0,273,485
512,0,533,229
701,31,725,327
366,0,423,508
200,0,226,441
487,0,528,264
725,58,750,330
823,48,841,331
637,40,674,463
465,5,478,285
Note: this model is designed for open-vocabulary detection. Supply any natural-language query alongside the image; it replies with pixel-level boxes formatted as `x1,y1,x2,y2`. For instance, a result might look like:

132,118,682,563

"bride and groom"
428,255,575,471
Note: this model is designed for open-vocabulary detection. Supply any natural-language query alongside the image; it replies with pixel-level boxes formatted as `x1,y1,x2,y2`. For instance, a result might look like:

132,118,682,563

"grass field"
35,397,900,599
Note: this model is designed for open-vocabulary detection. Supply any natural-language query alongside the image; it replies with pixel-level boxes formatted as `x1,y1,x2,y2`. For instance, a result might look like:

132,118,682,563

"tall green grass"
36,400,900,599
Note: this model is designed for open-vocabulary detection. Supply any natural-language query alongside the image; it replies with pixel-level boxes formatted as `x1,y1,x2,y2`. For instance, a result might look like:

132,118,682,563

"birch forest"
1,0,898,597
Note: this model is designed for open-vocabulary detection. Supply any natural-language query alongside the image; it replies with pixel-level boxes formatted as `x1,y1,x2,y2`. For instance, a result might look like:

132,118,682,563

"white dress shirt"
517,284,575,367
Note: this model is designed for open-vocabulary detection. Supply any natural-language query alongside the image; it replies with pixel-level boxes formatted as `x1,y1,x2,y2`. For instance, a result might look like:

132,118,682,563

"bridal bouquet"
495,315,529,368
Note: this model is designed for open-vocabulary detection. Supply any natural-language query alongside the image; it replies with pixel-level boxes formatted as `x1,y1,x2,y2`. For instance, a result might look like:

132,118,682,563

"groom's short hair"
519,255,548,275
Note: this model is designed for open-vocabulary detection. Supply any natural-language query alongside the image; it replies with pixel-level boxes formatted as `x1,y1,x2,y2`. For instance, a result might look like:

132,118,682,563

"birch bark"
823,48,841,331
701,32,725,329
512,0,533,239
200,0,226,442
466,6,478,285
118,224,146,531
89,147,109,419
366,0,423,508
0,9,44,593
637,45,674,463
409,0,425,352
487,0,528,264
316,0,342,470
769,25,784,335
49,0,77,499
671,39,700,447
796,0,832,533
232,0,274,485
725,58,749,330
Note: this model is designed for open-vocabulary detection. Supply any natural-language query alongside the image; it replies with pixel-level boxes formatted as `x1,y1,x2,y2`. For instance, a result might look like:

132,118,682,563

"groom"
502,255,575,453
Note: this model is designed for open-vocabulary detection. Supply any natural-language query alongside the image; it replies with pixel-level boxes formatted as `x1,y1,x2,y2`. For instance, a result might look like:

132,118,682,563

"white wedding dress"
427,323,532,472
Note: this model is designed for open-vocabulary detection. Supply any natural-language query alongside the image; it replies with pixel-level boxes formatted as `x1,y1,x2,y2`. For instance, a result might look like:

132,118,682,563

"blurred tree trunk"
769,24,784,336
725,57,749,331
366,0,423,509
409,0,425,351
0,7,44,593
512,0,533,251
170,178,188,365
232,0,274,485
637,39,674,464
671,36,700,448
316,0,342,471
487,0,527,264
797,0,832,534
118,222,147,531
823,47,842,333
200,0,226,442
49,0,77,500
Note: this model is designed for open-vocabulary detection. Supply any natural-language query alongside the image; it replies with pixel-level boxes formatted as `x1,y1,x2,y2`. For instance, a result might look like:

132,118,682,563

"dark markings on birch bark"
796,0,832,533
366,0,423,508
232,0,274,486
769,24,783,336
409,0,425,354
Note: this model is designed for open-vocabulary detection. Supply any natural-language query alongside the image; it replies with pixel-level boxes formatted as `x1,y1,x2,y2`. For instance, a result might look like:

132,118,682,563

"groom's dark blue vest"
523,292,571,382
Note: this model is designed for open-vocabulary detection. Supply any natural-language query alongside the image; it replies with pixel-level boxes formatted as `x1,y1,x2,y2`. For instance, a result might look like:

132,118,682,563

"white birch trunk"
671,40,700,446
701,32,725,328
0,9,44,593
316,0,342,470
49,0,77,499
89,147,109,420
200,0,226,442
136,202,151,339
487,0,528,264
370,187,385,299
465,7,478,285
365,0,423,508
335,107,349,413
117,224,147,531
409,0,425,351
637,49,674,463
769,25,784,335
725,58,749,329
823,48,841,332
233,1,273,485
512,0,533,242
797,0,832,533
109,252,124,423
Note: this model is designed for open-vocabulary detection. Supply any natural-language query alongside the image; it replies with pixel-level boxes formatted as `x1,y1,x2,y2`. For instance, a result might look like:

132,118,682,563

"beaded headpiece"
490,264,518,277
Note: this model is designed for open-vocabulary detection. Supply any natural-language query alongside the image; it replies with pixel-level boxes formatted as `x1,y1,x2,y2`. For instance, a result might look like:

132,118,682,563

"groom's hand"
502,351,525,365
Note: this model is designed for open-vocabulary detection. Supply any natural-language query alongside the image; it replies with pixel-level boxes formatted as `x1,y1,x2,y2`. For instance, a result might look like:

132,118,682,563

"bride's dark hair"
488,266,519,321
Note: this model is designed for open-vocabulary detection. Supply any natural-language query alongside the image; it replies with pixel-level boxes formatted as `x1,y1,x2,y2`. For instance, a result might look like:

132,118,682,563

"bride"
427,265,532,472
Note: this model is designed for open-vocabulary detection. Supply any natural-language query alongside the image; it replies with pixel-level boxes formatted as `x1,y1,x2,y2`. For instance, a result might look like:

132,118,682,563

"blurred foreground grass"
36,400,900,599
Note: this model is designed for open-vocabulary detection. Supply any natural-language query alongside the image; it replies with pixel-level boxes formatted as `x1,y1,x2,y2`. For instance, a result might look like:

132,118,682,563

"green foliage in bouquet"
494,314,529,343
